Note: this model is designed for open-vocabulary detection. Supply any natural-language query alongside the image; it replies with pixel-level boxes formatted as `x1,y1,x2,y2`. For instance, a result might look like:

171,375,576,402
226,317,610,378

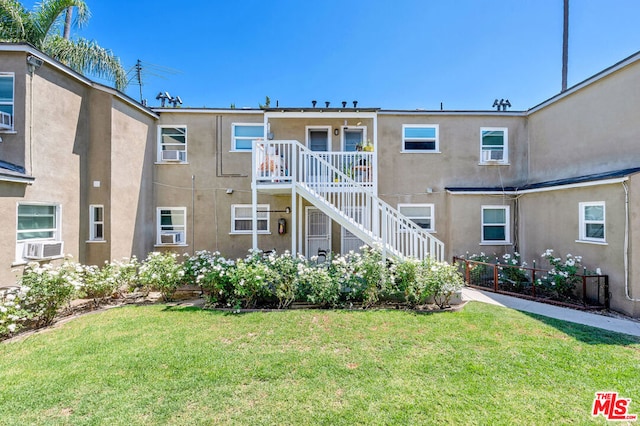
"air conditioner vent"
24,241,64,259
160,231,185,244
161,150,185,162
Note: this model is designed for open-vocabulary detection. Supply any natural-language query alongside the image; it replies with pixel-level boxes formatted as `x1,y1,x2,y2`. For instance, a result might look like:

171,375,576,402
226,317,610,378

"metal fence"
453,256,609,310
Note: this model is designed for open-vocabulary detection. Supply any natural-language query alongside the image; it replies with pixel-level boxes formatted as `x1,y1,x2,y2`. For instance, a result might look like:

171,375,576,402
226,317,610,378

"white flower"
596,268,602,275
7,323,16,333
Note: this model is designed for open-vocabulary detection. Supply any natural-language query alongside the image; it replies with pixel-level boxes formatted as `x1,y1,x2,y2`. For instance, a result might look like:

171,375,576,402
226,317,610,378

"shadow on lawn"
520,311,640,346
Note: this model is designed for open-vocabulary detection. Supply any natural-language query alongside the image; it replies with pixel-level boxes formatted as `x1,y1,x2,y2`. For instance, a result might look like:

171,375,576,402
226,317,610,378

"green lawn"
0,302,638,425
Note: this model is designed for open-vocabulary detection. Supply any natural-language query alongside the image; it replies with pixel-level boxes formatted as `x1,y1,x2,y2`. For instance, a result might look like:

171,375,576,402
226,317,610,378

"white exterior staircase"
252,140,444,261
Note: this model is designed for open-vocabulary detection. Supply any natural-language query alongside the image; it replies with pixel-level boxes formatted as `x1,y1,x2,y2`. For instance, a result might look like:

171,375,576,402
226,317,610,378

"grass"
0,302,639,425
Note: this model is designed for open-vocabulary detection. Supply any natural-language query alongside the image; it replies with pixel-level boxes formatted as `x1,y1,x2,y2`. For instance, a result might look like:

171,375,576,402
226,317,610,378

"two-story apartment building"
3,42,640,317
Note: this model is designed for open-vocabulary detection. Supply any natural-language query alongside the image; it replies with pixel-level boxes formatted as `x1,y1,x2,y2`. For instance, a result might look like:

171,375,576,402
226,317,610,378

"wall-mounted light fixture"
26,55,43,73
226,188,234,194
334,129,339,136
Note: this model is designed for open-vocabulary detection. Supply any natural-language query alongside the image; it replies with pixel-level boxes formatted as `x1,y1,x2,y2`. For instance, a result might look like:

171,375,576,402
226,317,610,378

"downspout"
191,175,195,255
622,181,640,301
29,67,34,174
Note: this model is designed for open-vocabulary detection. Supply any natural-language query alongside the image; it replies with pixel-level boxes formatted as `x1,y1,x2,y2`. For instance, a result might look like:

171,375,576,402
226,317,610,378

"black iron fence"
453,256,609,310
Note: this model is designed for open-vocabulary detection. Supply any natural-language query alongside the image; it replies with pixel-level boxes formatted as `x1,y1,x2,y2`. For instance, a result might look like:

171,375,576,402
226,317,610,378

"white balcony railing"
252,140,444,261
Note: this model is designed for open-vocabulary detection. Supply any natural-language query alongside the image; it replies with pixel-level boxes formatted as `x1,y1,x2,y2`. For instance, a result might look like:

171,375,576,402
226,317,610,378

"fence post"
604,276,610,310
493,263,499,292
532,260,536,298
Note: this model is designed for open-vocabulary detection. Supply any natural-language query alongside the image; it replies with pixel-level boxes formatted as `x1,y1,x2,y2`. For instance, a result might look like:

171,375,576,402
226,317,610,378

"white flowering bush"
182,251,235,306
498,252,529,290
393,258,431,307
264,251,302,309
297,263,339,307
353,245,393,308
0,287,30,337
19,260,81,327
428,260,465,308
228,251,279,308
538,249,582,300
138,252,184,301
78,263,120,306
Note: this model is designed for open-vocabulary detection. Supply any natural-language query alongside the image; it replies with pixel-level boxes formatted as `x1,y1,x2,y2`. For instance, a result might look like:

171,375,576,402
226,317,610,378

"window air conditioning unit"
160,231,185,244
0,111,11,130
161,150,184,162
24,241,64,259
482,149,503,162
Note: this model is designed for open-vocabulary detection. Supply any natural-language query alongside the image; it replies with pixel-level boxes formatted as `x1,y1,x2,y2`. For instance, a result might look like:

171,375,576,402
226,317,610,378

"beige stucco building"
2,42,640,317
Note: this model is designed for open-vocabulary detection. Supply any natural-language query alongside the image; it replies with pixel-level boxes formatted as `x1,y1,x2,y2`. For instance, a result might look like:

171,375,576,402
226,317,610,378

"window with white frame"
231,204,269,233
157,207,186,245
17,204,60,241
0,73,14,130
481,206,510,243
232,123,264,151
480,128,508,163
89,205,104,241
398,204,435,232
579,202,605,242
157,126,187,163
402,125,439,152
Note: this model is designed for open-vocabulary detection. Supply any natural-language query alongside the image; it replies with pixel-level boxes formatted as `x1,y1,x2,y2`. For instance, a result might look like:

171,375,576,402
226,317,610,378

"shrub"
394,258,432,307
138,252,184,301
183,251,235,306
20,260,82,327
298,263,340,308
539,250,582,300
354,245,392,308
264,251,303,309
78,263,120,306
0,287,30,338
427,260,464,309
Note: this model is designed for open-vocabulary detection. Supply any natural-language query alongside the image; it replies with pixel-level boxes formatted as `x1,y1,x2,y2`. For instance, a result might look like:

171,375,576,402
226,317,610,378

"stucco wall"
528,61,640,182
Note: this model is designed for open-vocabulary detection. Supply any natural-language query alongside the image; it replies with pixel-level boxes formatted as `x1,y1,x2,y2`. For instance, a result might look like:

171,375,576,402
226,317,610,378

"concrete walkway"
462,287,640,338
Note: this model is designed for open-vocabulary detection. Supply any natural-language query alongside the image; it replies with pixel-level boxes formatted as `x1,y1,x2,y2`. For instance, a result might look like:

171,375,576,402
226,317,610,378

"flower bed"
1,247,464,340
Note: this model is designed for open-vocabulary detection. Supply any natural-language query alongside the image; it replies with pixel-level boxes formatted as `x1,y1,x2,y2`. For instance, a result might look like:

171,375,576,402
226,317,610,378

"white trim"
579,201,606,243
89,204,104,241
231,204,270,234
397,203,435,232
480,127,508,165
481,205,510,244
446,176,630,196
154,108,263,115
378,110,526,116
265,111,377,119
0,175,34,184
16,202,61,242
305,126,332,151
401,124,440,153
231,122,265,151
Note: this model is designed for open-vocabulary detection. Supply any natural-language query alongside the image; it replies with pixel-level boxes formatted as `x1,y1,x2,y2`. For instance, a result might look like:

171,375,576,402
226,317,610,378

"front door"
306,207,331,259
306,127,331,183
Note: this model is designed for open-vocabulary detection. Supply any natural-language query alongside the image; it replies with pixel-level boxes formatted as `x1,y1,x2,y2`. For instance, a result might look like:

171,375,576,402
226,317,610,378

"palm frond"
32,0,89,44
44,35,127,90
0,0,28,41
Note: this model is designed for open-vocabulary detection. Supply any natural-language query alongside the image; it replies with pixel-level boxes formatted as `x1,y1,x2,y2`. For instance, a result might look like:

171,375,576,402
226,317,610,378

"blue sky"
26,0,640,110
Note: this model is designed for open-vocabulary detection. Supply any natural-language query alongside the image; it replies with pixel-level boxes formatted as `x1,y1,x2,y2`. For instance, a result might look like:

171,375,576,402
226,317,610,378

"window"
89,205,104,241
158,126,187,162
17,204,59,241
402,125,439,152
157,207,186,245
579,202,605,243
0,73,14,130
481,206,510,243
232,123,264,151
398,204,435,232
231,204,269,234
480,127,508,163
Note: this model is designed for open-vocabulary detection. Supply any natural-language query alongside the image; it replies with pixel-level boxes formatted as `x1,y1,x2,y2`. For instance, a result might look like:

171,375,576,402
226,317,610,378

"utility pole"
562,0,569,92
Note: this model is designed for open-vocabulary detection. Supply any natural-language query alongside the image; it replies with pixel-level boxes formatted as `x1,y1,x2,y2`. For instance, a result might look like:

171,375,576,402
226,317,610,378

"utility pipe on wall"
622,181,640,301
